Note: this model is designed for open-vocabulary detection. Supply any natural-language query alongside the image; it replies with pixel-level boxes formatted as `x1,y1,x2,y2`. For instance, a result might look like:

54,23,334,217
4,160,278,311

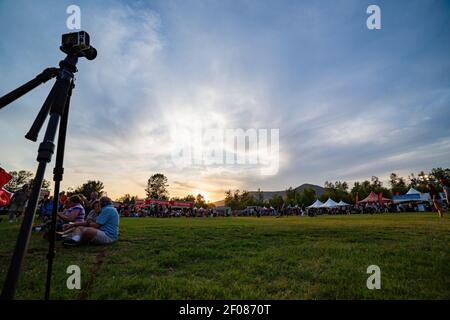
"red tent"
358,191,390,203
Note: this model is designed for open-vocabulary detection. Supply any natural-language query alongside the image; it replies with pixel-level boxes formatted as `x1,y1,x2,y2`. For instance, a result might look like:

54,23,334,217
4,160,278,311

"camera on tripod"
60,31,97,60
0,30,97,300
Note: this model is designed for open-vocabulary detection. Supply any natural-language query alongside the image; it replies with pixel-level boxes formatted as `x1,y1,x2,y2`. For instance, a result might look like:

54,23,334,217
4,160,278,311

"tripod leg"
1,78,71,300
1,121,59,300
0,68,59,110
44,81,74,300
25,82,59,142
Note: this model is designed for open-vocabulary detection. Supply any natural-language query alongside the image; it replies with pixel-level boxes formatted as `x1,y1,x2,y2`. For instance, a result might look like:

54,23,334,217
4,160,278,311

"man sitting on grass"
62,196,119,247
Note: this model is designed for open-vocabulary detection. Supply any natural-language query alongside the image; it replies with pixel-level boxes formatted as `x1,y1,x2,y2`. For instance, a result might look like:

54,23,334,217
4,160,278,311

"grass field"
0,213,449,300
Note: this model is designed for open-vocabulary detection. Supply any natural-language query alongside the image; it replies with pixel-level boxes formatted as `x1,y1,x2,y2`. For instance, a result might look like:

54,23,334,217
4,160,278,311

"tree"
371,176,382,189
350,177,391,201
73,180,104,199
145,173,169,200
4,170,50,192
255,188,264,206
389,173,408,195
224,190,238,209
224,189,256,210
321,181,352,203
299,188,316,206
240,190,255,208
430,167,450,180
407,168,448,192
285,187,297,206
183,194,196,202
117,194,138,204
268,194,284,210
29,178,51,191
195,193,207,208
408,171,429,192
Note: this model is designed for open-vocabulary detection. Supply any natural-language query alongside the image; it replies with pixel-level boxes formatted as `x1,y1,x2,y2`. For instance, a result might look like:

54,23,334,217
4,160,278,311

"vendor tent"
307,199,323,208
407,188,431,201
321,198,339,208
358,191,391,203
406,187,420,195
392,188,431,203
337,200,351,206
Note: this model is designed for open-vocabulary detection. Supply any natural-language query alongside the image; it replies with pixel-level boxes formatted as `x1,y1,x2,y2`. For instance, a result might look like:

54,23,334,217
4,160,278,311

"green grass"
0,213,449,299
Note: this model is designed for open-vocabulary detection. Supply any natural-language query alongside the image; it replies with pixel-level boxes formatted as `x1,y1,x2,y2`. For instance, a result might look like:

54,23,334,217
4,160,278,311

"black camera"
60,31,97,60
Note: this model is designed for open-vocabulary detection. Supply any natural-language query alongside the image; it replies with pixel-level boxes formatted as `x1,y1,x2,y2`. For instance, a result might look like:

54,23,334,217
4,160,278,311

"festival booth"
144,199,194,208
307,199,323,208
392,188,431,204
337,200,351,206
358,192,391,204
135,199,146,209
320,198,339,208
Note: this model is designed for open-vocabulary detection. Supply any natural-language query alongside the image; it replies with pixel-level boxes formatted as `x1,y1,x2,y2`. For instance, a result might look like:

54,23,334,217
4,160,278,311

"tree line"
224,167,449,210
118,173,212,209
3,170,105,200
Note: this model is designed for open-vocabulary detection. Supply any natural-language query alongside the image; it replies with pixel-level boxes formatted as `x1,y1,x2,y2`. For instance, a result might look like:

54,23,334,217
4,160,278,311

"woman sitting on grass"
62,196,119,247
57,195,85,225
86,199,101,222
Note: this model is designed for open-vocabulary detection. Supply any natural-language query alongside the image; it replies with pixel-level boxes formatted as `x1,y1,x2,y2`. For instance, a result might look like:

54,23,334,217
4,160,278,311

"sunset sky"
0,0,449,201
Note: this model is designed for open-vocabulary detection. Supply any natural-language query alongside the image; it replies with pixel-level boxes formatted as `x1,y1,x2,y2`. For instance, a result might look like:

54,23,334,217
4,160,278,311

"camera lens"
83,47,97,60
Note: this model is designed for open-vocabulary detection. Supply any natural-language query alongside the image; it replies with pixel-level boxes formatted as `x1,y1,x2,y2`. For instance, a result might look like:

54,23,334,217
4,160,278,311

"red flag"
0,188,12,207
0,168,13,207
355,192,359,203
0,168,11,188
378,192,383,205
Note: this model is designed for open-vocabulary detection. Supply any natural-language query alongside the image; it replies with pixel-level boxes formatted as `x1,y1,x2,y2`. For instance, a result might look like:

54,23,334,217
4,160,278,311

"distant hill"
213,184,325,205
249,184,325,201
211,199,225,206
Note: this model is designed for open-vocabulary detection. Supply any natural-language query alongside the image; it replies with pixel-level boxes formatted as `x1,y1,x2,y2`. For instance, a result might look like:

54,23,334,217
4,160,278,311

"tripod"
0,54,78,300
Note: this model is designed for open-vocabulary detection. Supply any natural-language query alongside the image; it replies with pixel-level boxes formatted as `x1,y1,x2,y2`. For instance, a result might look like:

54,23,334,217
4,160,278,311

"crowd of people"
1,178,449,231
113,199,447,219
118,205,227,218
34,191,120,247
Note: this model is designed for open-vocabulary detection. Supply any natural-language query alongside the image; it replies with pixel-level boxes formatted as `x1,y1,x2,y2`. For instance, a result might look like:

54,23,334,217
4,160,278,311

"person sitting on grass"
57,195,85,225
39,195,53,221
57,199,101,238
37,195,85,237
86,199,101,222
62,196,119,247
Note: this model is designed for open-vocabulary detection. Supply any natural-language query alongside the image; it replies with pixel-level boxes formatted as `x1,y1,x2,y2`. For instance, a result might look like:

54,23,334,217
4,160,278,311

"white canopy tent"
337,200,351,206
392,187,432,203
406,187,420,195
307,199,323,208
407,188,431,201
320,198,339,208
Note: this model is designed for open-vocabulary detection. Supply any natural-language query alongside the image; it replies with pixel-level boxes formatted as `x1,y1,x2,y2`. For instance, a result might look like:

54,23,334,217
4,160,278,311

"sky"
0,0,449,201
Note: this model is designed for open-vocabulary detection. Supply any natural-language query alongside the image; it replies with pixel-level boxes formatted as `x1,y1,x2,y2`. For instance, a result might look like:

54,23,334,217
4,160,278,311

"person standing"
8,184,29,223
427,183,443,218
439,178,450,208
